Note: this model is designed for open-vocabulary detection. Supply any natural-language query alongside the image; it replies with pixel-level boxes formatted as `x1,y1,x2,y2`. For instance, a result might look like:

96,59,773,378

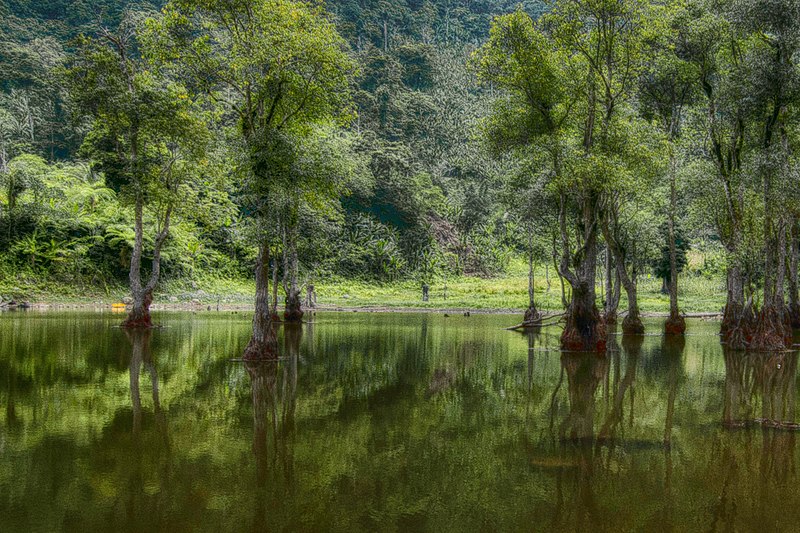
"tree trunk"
600,217,643,335
721,264,754,349
545,263,551,291
243,242,278,361
270,243,280,322
523,233,542,327
559,193,606,351
123,197,149,328
604,246,619,324
665,161,686,335
751,219,792,351
789,219,800,328
122,197,171,329
552,238,567,308
282,225,303,323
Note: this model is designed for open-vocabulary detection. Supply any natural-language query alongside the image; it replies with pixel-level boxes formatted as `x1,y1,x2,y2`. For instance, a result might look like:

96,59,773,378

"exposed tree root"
748,306,792,351
722,301,791,351
721,301,756,350
621,314,644,335
664,312,686,336
122,292,154,329
283,290,304,323
243,335,279,361
561,301,607,352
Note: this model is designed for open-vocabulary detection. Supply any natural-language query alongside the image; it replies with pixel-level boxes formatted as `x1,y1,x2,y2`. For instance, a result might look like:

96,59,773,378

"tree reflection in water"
704,350,798,531
550,348,609,530
125,328,169,446
723,349,798,478
548,329,687,532
246,323,301,528
124,328,170,523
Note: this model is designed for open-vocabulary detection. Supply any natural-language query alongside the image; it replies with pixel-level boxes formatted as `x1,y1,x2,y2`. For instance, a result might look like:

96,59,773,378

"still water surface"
1,311,799,532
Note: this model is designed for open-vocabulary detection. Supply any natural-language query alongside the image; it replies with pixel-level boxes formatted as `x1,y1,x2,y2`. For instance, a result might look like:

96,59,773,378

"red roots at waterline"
560,303,607,352
664,313,686,335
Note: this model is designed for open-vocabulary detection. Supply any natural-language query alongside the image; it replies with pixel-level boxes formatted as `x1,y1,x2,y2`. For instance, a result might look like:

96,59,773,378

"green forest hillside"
0,0,762,324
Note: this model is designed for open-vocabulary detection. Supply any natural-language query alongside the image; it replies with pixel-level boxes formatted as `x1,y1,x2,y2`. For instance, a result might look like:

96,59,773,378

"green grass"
312,272,726,314
0,261,727,313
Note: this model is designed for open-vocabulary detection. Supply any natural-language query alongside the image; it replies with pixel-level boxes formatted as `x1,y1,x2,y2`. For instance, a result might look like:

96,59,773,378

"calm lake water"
1,311,799,532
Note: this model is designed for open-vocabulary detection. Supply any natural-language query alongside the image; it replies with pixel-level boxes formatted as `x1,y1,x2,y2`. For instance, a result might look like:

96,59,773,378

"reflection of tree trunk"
125,329,167,447
123,327,170,520
246,325,300,488
557,350,607,530
127,329,152,438
654,334,684,531
247,360,278,486
723,350,798,432
559,353,608,442
723,349,797,524
597,335,641,444
525,331,539,423
661,336,684,446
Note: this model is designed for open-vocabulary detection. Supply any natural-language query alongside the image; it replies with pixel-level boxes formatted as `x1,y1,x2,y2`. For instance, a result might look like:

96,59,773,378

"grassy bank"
1,265,727,314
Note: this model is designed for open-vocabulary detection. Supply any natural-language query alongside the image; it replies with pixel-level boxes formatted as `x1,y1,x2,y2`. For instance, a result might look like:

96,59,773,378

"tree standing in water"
151,0,355,357
476,0,649,349
472,9,573,337
550,0,651,339
678,0,800,349
66,12,208,328
638,7,697,334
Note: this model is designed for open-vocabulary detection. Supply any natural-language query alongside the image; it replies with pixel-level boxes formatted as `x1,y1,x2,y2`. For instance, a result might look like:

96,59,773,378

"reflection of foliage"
4,316,800,531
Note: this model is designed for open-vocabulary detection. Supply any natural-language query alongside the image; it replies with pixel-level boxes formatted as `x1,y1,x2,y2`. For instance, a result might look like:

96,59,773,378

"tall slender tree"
151,0,356,358
66,12,208,327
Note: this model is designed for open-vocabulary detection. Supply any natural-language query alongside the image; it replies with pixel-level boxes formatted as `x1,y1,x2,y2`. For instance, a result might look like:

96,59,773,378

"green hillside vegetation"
1,0,798,352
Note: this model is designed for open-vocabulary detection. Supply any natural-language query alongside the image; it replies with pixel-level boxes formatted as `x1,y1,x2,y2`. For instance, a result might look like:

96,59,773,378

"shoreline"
4,301,724,319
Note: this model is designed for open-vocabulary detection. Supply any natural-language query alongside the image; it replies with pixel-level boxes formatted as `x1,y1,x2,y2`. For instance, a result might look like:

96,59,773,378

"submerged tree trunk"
665,162,686,335
600,217,643,335
282,225,303,323
123,197,171,329
789,220,800,328
523,233,542,328
243,242,278,361
559,193,606,352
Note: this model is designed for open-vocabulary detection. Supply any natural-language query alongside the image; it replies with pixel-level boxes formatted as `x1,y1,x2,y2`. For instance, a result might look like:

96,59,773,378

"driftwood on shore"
506,313,566,331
